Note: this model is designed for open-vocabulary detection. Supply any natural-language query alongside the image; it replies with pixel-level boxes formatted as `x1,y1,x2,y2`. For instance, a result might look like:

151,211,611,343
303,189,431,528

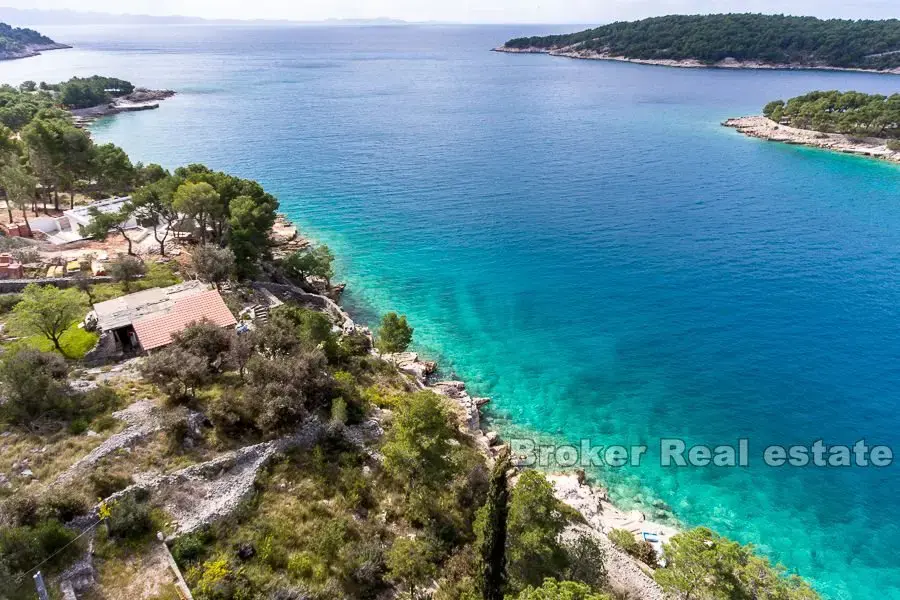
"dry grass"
0,424,120,494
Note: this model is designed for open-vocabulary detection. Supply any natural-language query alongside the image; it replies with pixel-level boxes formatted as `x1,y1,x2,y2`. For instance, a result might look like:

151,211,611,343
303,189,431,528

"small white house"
29,196,138,245
64,196,137,230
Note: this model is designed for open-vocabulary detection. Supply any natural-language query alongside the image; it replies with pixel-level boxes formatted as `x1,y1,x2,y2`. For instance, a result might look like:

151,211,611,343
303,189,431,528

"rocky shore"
724,115,900,164
493,45,900,74
70,88,176,126
0,41,71,61
384,351,671,598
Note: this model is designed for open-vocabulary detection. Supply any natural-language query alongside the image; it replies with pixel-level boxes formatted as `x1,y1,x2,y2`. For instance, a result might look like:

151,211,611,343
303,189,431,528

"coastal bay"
11,23,900,599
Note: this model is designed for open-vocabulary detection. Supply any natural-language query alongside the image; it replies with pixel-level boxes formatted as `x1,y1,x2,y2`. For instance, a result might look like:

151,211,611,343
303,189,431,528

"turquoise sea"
4,23,900,599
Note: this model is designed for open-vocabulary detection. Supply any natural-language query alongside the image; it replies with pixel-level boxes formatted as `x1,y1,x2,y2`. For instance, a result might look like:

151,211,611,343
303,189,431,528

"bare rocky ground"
53,399,162,487
723,115,900,164
69,89,176,125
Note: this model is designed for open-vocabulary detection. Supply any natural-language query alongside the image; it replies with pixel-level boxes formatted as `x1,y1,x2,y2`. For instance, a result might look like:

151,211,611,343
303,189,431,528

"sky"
2,0,898,24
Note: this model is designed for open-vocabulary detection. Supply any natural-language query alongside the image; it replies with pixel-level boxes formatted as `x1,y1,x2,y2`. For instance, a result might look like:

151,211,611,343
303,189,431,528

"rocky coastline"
382,344,673,598
724,115,900,165
493,45,900,74
276,214,673,596
70,88,176,126
0,41,71,61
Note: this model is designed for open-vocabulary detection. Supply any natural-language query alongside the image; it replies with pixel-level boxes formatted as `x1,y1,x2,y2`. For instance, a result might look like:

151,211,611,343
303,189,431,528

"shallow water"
5,23,900,598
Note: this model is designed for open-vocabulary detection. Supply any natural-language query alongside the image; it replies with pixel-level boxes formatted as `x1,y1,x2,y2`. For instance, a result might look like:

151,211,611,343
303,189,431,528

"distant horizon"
0,2,898,27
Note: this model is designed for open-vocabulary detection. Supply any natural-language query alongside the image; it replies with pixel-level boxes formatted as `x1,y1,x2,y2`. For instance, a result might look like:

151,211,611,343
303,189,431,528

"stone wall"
0,276,113,293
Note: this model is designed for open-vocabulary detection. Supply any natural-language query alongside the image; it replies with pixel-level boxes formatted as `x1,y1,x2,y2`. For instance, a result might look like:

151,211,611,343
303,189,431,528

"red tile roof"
132,289,237,351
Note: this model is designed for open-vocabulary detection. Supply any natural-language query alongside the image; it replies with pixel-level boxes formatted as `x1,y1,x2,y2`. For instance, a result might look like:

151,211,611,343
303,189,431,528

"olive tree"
11,284,86,357
190,244,235,288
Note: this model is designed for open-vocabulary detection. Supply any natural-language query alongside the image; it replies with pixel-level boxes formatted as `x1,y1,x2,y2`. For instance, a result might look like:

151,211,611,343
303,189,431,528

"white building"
64,196,137,230
29,196,138,245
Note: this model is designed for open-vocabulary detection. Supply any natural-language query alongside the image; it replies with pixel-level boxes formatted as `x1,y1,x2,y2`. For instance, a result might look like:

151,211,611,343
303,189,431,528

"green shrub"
513,578,610,599
107,490,153,540
309,517,351,563
68,417,89,435
208,389,258,437
655,527,818,600
1,493,39,527
607,528,637,552
172,321,232,371
0,293,21,314
341,539,386,597
163,407,194,454
40,489,90,523
81,385,121,415
246,350,332,432
288,551,328,582
607,528,657,568
93,414,119,432
887,139,900,152
64,386,120,430
171,531,210,565
338,330,371,357
506,471,570,591
0,348,70,425
332,371,367,424
141,345,210,402
0,518,77,595
564,535,607,588
330,397,348,425
633,540,658,568
90,469,133,499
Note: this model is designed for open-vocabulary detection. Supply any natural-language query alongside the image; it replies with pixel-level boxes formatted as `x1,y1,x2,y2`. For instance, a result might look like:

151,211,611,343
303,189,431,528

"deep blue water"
5,23,900,599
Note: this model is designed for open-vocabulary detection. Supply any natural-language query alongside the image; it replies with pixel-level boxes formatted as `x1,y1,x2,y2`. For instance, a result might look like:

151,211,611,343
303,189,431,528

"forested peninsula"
498,14,900,72
0,22,69,60
0,75,175,130
725,90,900,163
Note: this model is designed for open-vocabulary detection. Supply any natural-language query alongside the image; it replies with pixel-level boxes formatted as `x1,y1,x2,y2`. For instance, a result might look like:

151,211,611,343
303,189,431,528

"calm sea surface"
5,23,900,599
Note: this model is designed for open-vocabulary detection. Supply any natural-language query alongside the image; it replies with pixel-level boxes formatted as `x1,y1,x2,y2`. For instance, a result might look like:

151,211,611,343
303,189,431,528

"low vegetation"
607,528,657,568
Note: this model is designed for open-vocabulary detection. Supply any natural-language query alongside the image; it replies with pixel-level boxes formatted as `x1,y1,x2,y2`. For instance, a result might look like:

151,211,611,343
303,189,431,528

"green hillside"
503,14,900,70
0,22,63,59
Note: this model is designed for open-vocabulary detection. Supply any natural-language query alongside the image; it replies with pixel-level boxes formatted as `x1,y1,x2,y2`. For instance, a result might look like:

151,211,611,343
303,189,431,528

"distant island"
0,21,69,60
725,90,900,164
497,14,900,73
0,7,410,27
